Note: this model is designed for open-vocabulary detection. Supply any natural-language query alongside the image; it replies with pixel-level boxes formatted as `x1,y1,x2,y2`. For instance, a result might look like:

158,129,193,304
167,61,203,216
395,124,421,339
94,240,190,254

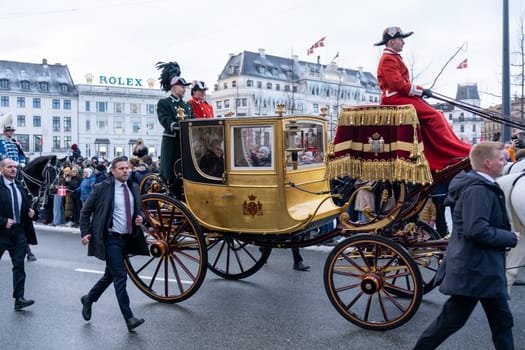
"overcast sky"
1,0,524,107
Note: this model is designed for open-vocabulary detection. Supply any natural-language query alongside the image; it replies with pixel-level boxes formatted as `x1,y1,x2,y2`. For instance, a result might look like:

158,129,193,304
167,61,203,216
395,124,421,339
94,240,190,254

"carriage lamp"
320,106,328,118
276,103,286,117
285,120,304,170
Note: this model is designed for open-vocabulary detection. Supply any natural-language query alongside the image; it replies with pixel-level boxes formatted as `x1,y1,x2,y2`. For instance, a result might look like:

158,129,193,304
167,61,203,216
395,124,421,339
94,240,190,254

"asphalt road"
0,226,524,350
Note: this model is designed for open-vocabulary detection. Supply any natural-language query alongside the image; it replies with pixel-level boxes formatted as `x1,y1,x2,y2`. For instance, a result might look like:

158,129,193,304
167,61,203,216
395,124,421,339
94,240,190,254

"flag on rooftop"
307,37,326,55
456,58,468,69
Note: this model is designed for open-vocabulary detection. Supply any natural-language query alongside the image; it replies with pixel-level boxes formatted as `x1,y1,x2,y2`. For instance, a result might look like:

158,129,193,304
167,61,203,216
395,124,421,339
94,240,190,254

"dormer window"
59,83,68,93
20,80,30,90
0,79,9,89
228,64,234,74
39,81,49,92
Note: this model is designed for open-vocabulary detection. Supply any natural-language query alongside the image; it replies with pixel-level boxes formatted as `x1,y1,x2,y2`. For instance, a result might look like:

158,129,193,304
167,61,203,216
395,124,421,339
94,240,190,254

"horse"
504,158,525,174
19,155,60,213
496,171,525,292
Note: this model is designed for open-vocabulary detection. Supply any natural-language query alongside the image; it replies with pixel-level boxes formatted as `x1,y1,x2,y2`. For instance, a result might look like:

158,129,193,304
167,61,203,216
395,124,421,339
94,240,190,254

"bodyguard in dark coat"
0,158,37,310
79,157,149,331
414,141,520,350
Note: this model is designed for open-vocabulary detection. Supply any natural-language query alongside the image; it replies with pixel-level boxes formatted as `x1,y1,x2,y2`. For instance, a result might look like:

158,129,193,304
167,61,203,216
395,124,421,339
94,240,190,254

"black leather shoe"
293,262,310,271
81,295,92,321
126,317,145,331
14,298,34,310
513,279,525,286
27,253,37,262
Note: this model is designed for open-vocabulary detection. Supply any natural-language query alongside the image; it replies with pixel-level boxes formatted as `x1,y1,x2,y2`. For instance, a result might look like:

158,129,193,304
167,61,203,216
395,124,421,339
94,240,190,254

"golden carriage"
125,104,470,331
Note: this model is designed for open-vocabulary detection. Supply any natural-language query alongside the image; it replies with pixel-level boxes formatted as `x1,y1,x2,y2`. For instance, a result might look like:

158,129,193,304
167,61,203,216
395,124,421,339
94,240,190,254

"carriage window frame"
189,125,225,179
284,120,325,170
231,124,274,171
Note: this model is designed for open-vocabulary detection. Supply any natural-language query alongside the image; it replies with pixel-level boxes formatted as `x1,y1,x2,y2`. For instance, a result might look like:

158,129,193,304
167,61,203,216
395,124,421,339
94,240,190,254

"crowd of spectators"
39,148,159,228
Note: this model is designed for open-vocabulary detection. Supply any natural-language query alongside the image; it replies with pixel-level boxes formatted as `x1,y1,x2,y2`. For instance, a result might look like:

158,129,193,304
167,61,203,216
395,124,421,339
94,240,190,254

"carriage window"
189,125,225,179
285,121,325,170
231,125,273,170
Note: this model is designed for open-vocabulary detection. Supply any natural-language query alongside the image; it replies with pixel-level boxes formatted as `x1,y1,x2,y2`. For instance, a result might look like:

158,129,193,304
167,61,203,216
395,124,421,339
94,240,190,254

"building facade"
0,58,165,160
211,49,381,139
432,83,483,144
0,59,77,158
77,82,164,159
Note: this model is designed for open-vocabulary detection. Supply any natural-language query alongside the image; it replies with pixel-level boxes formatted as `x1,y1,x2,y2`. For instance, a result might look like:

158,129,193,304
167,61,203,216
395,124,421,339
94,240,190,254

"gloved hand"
422,89,433,98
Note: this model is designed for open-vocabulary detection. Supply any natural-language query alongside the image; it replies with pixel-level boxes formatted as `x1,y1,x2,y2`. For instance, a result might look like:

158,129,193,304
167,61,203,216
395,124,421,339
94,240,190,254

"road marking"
75,268,192,284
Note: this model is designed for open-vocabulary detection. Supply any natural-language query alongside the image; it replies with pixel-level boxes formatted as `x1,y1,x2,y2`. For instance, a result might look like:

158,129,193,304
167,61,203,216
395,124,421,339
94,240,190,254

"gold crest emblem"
243,194,263,217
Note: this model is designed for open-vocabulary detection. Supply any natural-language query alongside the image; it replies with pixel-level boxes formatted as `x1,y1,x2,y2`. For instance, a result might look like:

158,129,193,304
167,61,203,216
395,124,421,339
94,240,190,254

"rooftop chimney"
258,48,266,58
42,58,48,66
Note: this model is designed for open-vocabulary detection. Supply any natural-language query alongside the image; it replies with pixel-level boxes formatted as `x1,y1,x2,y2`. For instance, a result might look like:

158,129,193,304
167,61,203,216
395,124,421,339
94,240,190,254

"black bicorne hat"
191,80,208,94
374,27,414,46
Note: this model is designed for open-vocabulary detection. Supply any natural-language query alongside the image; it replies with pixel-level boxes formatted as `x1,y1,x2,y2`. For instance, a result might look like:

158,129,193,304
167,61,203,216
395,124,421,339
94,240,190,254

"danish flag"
456,58,468,69
307,37,326,55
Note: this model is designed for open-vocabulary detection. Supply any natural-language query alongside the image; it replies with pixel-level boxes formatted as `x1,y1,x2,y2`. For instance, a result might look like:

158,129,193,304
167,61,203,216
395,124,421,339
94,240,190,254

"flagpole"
430,42,467,89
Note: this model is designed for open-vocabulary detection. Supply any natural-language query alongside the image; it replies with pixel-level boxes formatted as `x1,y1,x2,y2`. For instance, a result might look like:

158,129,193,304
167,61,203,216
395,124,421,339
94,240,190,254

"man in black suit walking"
0,158,37,310
80,157,149,331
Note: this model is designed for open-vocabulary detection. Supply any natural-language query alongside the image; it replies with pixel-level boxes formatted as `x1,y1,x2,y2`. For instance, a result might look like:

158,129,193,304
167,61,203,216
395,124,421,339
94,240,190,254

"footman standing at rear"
79,157,149,331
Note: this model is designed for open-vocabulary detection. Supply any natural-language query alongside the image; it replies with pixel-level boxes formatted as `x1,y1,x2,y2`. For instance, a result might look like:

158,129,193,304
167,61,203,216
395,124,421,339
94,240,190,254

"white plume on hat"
0,113,14,131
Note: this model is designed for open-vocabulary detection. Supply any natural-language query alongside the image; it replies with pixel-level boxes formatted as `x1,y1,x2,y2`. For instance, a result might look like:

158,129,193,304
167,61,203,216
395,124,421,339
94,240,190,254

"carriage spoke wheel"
206,234,272,280
125,193,207,303
324,235,423,331
407,220,444,294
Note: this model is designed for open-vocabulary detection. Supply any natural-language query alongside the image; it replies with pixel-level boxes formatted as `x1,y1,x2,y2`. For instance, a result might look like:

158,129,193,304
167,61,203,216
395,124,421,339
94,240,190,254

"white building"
0,59,166,160
211,49,381,139
0,59,77,158
433,83,483,144
77,79,164,160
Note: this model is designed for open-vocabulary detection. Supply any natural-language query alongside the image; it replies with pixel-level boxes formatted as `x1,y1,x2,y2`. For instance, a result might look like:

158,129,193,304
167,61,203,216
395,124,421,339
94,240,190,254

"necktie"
11,182,20,224
122,183,133,233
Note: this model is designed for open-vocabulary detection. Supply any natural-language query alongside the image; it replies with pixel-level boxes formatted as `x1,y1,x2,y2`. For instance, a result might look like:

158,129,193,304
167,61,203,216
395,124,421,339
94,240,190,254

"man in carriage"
155,61,194,198
375,27,471,171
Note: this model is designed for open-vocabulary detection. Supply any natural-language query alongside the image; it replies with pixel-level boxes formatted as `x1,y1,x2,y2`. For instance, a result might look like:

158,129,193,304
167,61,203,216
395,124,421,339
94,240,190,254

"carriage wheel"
409,220,444,294
139,173,168,195
324,235,423,331
125,193,207,303
206,234,272,280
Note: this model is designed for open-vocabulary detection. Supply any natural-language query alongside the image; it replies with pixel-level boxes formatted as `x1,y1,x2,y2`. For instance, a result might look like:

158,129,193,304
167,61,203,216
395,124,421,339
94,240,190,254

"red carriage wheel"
125,193,207,303
324,234,423,331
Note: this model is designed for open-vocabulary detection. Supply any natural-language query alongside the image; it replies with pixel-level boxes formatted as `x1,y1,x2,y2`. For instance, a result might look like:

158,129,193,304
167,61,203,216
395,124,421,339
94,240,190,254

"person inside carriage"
199,139,225,177
375,26,471,172
155,61,194,198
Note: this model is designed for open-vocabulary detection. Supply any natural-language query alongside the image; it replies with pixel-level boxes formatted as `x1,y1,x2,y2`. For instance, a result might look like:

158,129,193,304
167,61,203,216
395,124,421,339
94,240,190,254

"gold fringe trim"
328,155,433,185
329,104,432,185
339,105,418,126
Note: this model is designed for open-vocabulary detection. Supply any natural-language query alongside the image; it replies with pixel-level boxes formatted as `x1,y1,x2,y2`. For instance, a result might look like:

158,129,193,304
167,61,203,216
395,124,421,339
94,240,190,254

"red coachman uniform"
187,98,214,119
376,28,471,171
188,80,214,119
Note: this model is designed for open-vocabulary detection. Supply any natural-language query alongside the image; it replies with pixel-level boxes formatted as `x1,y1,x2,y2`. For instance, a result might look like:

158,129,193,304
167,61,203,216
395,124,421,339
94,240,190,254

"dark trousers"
0,225,28,299
87,234,133,320
414,295,514,350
